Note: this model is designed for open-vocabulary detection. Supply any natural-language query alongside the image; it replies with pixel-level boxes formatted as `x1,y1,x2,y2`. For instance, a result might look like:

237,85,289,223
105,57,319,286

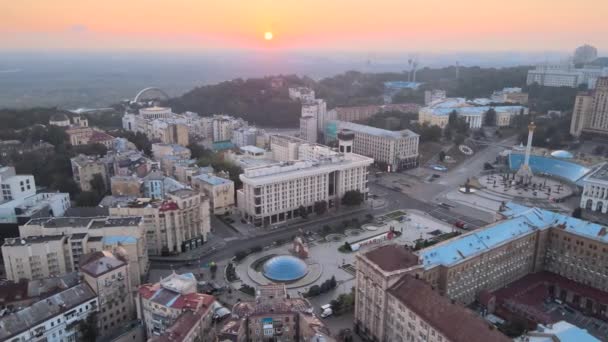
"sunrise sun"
264,32,273,41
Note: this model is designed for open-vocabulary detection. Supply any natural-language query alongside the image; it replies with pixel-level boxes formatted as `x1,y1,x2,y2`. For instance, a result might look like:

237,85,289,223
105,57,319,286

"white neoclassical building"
580,163,608,213
238,145,373,227
418,97,528,128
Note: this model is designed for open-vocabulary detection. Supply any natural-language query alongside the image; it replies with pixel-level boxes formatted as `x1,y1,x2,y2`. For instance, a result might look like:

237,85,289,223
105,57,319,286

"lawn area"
419,141,446,165
383,210,407,220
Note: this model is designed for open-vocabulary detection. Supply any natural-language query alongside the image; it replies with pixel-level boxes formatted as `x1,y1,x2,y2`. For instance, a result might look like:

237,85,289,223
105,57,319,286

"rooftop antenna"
412,60,420,83
455,61,460,80
407,58,413,82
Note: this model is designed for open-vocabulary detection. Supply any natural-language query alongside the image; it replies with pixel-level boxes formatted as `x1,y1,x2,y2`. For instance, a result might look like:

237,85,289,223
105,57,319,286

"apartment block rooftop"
418,202,608,270
240,152,372,184
25,216,142,229
3,235,65,246
0,283,97,341
193,173,232,186
331,120,419,139
388,275,510,342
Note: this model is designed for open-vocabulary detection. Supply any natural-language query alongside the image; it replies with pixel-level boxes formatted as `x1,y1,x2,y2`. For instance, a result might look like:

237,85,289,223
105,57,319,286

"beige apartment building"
71,154,109,191
81,250,135,337
570,77,608,137
328,121,420,171
104,191,210,255
355,203,608,341
192,173,235,214
2,235,71,281
15,216,148,286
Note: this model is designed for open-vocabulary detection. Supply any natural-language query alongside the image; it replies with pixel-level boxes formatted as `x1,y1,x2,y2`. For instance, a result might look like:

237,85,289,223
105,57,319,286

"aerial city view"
1,1,608,342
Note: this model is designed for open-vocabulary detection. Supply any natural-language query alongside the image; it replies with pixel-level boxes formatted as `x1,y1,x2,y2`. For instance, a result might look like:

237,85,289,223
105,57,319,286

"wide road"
150,188,489,269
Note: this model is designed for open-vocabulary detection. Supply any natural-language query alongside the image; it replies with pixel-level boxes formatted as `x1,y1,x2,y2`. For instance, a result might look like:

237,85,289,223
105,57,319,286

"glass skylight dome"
262,255,308,282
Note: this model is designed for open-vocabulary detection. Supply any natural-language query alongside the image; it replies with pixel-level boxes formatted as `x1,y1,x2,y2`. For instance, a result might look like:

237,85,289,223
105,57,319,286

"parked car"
320,304,333,318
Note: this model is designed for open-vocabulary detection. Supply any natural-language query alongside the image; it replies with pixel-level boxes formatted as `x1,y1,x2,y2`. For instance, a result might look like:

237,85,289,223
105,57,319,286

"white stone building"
526,63,608,89
0,282,98,342
580,163,608,213
570,77,608,137
238,145,372,227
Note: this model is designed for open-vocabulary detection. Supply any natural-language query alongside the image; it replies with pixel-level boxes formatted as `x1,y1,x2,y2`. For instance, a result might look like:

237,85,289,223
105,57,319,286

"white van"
320,304,333,318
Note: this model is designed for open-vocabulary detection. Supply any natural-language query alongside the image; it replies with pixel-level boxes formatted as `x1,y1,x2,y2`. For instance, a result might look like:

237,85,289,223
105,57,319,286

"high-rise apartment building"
299,116,318,143
570,77,608,137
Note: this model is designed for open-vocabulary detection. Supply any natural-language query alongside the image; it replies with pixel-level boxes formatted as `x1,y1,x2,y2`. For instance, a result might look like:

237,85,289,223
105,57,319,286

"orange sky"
1,0,607,52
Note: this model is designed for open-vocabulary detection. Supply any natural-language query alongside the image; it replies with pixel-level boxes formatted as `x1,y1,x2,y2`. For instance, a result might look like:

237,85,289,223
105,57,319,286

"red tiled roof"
363,244,419,272
88,130,114,143
388,275,511,342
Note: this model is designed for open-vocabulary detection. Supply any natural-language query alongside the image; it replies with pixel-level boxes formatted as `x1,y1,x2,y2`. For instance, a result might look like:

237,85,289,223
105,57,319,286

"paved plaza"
478,173,573,200
230,210,454,298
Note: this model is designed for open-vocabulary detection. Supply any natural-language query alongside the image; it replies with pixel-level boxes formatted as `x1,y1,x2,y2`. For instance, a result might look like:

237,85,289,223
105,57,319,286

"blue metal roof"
508,153,591,183
419,202,608,270
384,81,422,89
102,236,137,245
212,140,236,151
194,173,231,186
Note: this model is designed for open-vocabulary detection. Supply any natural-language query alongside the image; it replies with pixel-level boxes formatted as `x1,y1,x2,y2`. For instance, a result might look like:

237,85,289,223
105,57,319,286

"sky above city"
2,0,607,52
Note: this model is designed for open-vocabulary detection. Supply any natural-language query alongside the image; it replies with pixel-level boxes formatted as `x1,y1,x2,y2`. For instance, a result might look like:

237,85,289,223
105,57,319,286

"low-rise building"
326,121,419,171
0,165,35,201
519,321,601,342
0,272,80,308
0,140,54,159
137,272,215,339
491,87,529,105
81,251,135,337
66,126,115,149
0,282,98,342
71,154,109,192
152,143,191,161
288,87,315,102
192,173,235,215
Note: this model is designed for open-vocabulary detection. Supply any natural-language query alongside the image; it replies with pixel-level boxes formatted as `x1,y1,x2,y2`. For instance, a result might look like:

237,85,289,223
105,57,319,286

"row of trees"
304,276,337,297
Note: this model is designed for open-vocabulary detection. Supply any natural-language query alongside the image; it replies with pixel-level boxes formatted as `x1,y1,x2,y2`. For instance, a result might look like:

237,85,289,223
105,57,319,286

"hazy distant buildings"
570,77,608,137
574,44,598,65
527,63,608,89
334,103,421,123
288,86,315,102
424,89,447,105
491,87,529,105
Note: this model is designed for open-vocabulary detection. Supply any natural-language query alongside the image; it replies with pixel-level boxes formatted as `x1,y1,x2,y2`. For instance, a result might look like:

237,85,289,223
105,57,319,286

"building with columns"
238,144,372,227
418,97,528,128
580,163,608,213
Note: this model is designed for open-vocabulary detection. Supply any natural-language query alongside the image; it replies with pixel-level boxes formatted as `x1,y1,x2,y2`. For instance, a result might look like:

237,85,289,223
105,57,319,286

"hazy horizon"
2,1,607,52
